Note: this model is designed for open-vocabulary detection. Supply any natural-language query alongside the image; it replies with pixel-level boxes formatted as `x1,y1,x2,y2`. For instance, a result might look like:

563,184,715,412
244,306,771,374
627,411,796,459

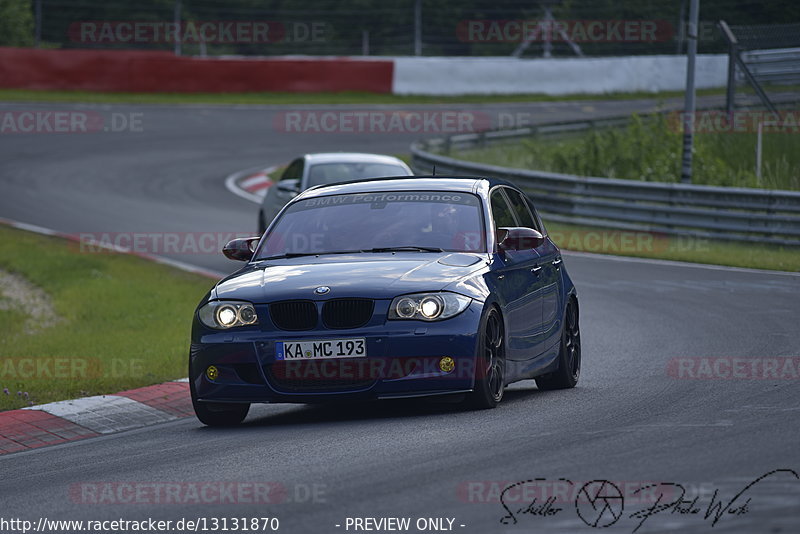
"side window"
490,190,517,229
280,159,304,181
524,195,546,234
504,188,539,231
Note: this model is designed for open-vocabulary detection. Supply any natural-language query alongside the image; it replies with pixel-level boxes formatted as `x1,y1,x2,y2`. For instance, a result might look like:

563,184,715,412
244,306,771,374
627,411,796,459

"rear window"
307,163,410,187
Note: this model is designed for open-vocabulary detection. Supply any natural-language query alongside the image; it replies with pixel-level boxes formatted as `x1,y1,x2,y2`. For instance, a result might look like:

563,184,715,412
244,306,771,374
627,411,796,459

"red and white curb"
0,380,192,455
224,165,278,204
0,219,220,455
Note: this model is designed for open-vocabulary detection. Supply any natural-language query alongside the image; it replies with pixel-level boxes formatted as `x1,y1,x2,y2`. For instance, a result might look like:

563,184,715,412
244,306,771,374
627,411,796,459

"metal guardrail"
410,117,800,246
741,47,800,86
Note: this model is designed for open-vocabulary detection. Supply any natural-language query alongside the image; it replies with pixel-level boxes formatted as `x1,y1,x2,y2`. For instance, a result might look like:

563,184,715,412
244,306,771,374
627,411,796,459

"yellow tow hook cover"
439,357,455,373
206,365,219,381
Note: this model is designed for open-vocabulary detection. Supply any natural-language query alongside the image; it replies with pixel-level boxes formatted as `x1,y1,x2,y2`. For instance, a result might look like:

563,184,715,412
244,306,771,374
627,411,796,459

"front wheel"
190,377,250,426
535,298,580,390
467,307,506,409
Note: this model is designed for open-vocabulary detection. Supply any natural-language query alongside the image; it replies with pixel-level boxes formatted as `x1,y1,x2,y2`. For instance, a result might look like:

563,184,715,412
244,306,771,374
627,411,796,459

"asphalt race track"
1,97,799,533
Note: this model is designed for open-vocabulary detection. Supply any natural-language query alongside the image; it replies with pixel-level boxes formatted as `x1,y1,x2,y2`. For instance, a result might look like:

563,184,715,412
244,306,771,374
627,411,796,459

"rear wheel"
190,376,250,426
535,298,580,390
467,307,506,409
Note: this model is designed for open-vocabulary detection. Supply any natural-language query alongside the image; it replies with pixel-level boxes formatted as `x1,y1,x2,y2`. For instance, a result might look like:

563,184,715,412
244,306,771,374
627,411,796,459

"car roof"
302,153,409,165
296,176,507,200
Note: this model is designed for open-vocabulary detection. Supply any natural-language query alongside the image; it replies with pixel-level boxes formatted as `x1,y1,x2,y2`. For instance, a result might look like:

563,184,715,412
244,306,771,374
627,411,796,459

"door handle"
530,265,542,274
552,258,562,269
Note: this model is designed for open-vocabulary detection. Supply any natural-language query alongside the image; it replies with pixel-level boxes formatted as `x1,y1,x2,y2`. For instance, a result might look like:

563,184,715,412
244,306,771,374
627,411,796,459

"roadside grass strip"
0,88,728,106
544,221,800,272
0,223,215,411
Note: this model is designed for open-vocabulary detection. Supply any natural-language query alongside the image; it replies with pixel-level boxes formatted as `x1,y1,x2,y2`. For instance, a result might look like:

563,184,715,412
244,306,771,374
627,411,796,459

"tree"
0,0,34,47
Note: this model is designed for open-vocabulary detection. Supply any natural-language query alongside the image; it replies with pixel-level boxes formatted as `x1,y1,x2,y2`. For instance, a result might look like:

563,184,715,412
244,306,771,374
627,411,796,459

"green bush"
459,114,800,190
0,0,34,47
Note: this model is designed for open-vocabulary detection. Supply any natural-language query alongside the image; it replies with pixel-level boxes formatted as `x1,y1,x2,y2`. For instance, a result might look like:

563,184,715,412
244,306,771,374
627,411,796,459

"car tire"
535,298,580,390
190,376,250,426
467,307,506,409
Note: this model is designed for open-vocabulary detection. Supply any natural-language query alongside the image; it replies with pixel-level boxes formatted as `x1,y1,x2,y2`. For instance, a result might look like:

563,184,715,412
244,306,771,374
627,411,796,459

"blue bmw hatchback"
190,177,580,425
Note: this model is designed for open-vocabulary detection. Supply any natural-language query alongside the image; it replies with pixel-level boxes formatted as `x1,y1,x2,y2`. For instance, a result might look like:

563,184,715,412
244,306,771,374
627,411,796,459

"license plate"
275,338,367,360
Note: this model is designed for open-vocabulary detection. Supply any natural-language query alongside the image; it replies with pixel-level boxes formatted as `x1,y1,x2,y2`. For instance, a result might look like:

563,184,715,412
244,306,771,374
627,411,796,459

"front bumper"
190,301,483,404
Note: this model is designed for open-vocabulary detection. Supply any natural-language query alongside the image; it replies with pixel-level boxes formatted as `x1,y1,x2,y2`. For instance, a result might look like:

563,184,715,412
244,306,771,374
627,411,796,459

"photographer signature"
499,469,798,532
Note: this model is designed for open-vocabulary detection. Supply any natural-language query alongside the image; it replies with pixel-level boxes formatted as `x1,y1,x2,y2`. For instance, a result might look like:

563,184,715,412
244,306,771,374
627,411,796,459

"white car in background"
258,153,414,233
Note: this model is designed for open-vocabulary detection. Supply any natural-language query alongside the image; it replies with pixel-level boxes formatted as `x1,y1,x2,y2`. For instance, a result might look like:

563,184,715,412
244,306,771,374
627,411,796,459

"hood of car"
213,253,487,303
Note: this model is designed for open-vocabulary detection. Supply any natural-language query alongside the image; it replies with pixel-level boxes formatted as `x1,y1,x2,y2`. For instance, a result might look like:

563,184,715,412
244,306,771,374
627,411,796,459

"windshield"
306,162,409,188
256,191,486,258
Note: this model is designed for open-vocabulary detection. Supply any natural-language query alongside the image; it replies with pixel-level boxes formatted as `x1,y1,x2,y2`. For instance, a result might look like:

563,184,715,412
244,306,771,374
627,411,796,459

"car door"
488,187,544,363
261,158,305,229
519,193,564,351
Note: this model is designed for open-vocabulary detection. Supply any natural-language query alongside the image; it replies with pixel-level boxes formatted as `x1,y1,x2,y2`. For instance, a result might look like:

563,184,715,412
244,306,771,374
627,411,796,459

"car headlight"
388,292,471,321
198,300,259,329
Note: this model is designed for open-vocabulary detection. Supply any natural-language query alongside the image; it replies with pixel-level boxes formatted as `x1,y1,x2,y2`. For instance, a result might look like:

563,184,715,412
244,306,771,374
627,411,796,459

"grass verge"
0,225,215,411
456,114,800,190
544,220,800,272
0,88,726,106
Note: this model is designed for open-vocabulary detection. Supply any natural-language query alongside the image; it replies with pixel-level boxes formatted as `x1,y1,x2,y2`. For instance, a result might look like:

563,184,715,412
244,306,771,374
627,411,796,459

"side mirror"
223,237,260,262
497,227,545,252
276,179,300,195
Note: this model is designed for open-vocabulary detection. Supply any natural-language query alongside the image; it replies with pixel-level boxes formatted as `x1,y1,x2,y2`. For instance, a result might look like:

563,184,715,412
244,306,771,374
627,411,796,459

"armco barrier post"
680,0,700,184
